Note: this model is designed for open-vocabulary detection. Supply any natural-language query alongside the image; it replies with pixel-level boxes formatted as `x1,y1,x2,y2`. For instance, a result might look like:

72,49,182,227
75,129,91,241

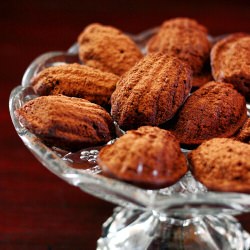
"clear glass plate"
9,28,250,249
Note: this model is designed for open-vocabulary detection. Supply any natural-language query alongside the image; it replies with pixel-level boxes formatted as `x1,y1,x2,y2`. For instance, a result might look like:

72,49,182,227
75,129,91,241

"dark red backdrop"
1,0,250,249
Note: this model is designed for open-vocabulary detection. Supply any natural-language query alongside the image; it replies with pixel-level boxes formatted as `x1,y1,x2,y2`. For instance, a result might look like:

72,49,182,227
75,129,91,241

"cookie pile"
15,18,250,191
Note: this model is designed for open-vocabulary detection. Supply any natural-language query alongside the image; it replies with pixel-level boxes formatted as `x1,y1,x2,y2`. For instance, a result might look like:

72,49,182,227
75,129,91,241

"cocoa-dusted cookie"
188,138,250,193
78,23,143,76
15,95,115,151
147,17,211,74
211,33,250,99
171,81,247,147
98,126,188,189
31,63,119,108
111,53,192,130
236,118,250,144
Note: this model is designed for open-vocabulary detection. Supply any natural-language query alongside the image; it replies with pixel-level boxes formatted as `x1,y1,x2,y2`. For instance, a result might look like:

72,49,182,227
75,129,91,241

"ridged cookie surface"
31,63,119,107
188,138,250,193
98,126,188,189
171,81,247,147
211,33,250,99
78,23,143,76
111,53,192,130
147,17,211,74
15,95,115,151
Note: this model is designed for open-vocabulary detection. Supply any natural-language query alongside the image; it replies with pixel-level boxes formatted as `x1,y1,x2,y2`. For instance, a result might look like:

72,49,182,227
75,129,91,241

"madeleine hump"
171,81,248,147
147,17,211,74
31,63,119,108
78,23,143,76
111,53,192,130
15,95,115,151
188,138,250,193
211,33,250,99
98,126,188,189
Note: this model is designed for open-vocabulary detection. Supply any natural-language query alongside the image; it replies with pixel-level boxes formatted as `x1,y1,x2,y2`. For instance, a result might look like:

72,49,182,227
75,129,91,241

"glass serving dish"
9,28,250,250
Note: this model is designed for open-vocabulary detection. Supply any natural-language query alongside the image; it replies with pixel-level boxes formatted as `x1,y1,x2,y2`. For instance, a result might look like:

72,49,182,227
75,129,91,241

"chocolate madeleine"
78,23,143,76
31,63,119,108
211,33,250,99
147,17,211,74
111,53,192,130
171,81,248,147
98,126,188,189
15,95,115,151
188,138,250,193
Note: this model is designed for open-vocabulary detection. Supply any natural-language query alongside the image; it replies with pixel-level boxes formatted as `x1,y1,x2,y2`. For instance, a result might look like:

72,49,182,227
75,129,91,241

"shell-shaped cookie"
147,17,211,74
111,53,192,130
188,138,250,193
98,126,188,189
31,63,119,108
15,95,115,151
78,23,143,76
211,33,250,99
171,81,247,147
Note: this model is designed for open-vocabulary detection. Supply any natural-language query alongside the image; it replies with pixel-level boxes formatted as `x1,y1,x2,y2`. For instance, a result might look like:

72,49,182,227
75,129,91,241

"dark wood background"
1,0,250,249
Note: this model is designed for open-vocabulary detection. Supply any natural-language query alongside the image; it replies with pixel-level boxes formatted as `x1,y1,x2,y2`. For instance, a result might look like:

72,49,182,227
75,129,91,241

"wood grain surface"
1,1,250,249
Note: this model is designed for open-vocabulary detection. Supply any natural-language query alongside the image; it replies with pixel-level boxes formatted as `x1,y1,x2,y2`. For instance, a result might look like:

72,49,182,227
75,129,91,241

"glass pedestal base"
97,207,250,250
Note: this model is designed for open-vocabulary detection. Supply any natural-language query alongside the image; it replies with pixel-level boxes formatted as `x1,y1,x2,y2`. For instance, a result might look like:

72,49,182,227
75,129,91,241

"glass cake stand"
9,29,250,250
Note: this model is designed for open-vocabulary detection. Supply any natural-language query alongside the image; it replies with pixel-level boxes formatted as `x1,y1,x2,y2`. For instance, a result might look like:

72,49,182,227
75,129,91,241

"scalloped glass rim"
9,28,250,217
